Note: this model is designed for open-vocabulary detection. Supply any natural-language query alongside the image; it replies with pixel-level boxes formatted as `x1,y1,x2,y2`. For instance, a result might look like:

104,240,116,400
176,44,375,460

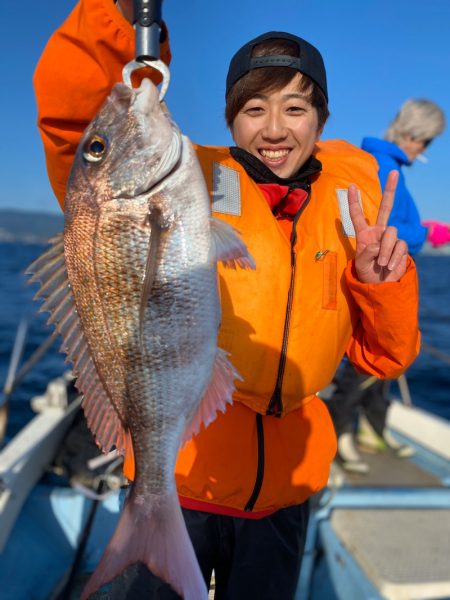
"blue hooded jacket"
361,137,427,255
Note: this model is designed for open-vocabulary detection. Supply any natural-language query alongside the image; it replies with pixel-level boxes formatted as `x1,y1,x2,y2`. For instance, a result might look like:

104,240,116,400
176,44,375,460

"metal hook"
122,59,170,101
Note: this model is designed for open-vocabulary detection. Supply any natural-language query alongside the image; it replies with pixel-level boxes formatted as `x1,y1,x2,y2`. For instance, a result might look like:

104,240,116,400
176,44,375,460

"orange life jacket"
123,142,420,514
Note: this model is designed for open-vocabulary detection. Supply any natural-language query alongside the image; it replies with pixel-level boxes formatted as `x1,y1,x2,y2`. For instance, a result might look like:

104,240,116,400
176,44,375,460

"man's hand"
349,170,408,284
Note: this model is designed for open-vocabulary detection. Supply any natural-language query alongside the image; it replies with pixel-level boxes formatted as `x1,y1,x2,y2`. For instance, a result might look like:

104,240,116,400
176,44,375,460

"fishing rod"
1,319,28,405
0,319,28,442
421,341,450,366
0,321,58,444
123,0,170,99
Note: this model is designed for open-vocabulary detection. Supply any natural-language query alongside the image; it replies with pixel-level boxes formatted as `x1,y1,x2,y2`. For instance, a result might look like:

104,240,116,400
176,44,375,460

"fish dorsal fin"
210,217,256,270
181,348,241,447
27,235,132,458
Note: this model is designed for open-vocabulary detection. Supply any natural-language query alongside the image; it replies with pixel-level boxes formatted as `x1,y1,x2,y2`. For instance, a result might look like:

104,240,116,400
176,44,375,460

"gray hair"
384,99,446,144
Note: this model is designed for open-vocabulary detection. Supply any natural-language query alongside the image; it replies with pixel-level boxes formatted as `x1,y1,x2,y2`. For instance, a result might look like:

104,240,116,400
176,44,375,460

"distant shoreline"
419,243,450,256
0,209,63,245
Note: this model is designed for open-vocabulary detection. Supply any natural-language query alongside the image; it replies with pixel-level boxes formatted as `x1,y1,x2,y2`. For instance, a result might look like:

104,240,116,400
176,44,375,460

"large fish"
27,77,254,599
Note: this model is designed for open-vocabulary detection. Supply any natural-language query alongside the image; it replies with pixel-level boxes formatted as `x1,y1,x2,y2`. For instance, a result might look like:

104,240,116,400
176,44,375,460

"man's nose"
262,111,287,140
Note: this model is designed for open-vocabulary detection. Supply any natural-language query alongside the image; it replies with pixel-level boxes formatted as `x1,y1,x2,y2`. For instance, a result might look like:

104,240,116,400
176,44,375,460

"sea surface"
0,242,449,442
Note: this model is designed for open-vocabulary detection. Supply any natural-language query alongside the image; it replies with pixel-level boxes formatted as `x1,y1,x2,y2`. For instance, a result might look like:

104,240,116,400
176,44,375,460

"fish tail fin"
81,489,208,600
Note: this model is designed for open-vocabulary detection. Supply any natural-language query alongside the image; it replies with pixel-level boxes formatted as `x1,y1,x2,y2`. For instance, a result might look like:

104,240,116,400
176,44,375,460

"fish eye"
83,135,108,163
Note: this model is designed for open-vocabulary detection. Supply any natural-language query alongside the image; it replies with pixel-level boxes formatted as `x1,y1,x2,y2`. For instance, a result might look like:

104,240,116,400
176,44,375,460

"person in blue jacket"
328,99,446,473
362,99,446,255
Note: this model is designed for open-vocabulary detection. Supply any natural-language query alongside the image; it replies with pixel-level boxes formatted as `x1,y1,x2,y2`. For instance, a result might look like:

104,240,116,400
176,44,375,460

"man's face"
231,73,322,178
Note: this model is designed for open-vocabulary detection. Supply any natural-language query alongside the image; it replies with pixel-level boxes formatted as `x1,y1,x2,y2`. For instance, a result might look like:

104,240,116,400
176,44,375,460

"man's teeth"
260,149,290,159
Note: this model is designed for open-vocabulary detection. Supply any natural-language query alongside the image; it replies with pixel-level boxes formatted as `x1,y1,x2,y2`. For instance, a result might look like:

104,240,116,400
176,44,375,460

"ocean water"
0,242,449,442
0,243,67,438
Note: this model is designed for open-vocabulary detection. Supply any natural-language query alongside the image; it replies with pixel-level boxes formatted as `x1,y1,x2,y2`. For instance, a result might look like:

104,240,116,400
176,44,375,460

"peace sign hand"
349,170,408,284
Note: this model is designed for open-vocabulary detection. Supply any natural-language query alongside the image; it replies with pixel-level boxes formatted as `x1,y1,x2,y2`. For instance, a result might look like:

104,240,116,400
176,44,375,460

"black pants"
326,360,390,438
101,502,310,600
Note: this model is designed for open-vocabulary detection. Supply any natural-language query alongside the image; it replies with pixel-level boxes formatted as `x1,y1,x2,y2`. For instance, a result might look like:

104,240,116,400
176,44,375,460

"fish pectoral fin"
210,217,256,270
139,207,169,345
181,348,241,447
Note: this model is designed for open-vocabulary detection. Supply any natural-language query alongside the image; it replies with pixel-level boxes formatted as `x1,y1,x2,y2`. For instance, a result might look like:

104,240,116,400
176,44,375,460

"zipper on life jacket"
245,187,311,513
244,413,265,512
266,187,311,417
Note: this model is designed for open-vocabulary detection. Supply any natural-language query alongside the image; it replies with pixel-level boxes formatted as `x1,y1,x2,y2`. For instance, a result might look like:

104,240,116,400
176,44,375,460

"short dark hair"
225,38,330,129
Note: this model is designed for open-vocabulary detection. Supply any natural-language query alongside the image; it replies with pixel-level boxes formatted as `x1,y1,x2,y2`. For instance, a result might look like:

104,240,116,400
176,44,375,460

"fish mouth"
107,78,183,201
132,80,183,197
122,59,170,101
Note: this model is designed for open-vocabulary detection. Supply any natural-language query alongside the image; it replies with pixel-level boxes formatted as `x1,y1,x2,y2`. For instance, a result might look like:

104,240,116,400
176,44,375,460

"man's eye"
83,135,108,163
245,106,263,114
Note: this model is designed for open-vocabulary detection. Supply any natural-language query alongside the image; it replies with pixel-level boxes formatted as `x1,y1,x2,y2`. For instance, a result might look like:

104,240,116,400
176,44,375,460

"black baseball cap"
226,31,328,102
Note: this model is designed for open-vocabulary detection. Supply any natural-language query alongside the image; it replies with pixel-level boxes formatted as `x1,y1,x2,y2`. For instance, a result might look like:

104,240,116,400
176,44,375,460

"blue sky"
1,0,450,220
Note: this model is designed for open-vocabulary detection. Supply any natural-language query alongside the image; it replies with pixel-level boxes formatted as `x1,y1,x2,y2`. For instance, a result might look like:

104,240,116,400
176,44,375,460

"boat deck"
312,439,450,600
339,446,442,488
331,507,450,600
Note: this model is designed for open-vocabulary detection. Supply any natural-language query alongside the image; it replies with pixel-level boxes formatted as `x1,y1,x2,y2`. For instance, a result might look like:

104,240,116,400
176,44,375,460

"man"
34,2,420,597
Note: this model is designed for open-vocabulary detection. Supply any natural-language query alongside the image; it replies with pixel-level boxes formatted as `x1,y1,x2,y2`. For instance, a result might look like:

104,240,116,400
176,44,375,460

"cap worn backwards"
226,31,328,102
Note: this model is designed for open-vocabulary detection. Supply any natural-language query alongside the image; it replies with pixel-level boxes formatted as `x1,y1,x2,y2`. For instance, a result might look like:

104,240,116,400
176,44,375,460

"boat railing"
0,318,59,445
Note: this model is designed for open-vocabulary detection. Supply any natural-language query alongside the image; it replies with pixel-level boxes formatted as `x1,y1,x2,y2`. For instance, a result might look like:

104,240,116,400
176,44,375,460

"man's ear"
230,125,239,145
315,124,324,142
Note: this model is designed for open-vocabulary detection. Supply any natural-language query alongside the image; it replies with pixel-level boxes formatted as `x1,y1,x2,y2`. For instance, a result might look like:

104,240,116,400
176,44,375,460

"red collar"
257,183,308,220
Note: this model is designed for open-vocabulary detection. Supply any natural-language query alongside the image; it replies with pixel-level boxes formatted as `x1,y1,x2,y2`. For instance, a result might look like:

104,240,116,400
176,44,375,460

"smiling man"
34,5,421,598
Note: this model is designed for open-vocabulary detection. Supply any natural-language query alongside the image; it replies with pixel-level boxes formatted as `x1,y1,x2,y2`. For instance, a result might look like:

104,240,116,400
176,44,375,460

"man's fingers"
355,242,381,269
349,171,399,237
383,252,408,282
377,226,398,267
387,239,408,272
377,170,399,227
348,184,367,234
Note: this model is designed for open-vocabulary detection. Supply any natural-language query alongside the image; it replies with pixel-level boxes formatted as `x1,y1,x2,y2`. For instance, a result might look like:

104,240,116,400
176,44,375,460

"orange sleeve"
345,256,421,378
33,0,171,208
